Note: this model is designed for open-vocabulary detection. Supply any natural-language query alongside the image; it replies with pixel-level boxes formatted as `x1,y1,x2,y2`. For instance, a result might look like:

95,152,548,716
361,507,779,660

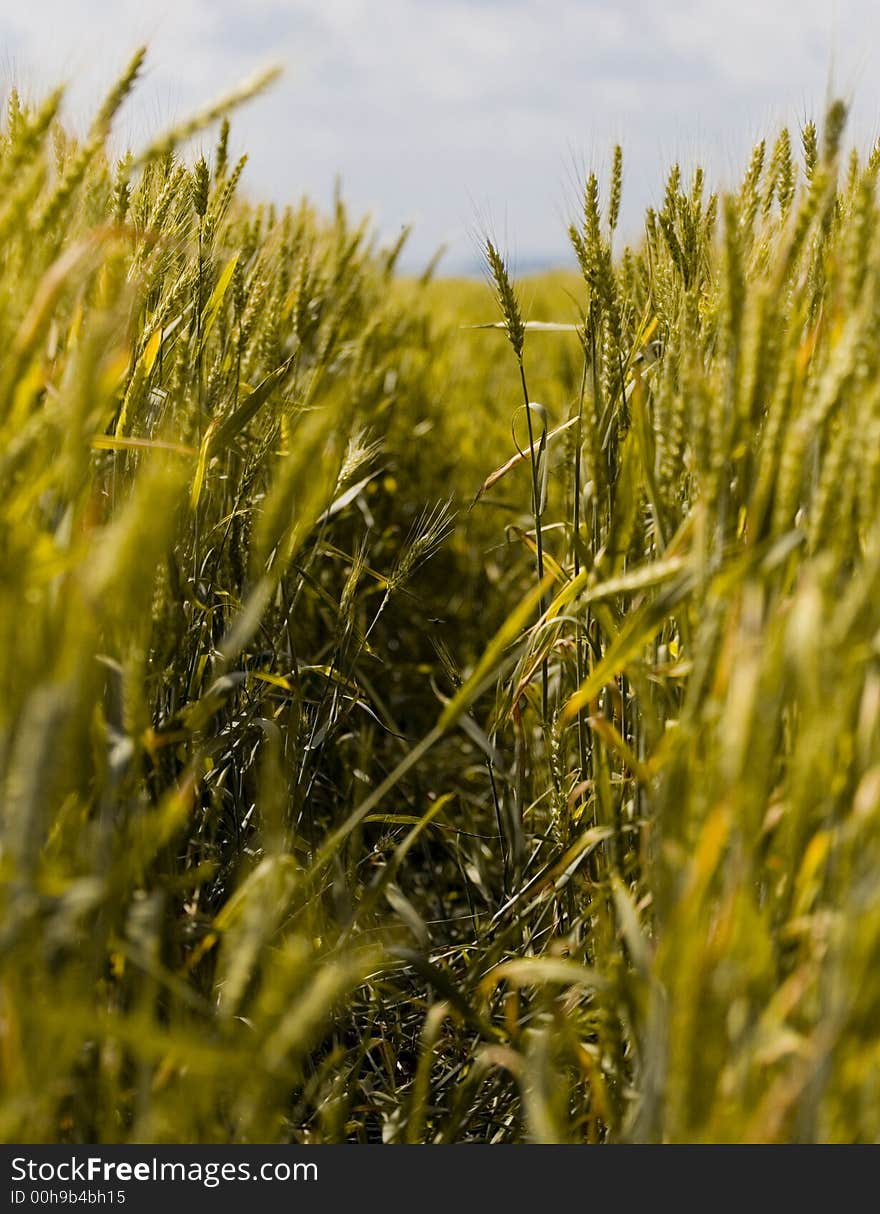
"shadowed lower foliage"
2,58,880,1143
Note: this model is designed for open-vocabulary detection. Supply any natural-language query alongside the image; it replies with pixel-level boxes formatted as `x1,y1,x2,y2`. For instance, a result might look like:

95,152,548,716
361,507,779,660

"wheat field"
2,54,880,1144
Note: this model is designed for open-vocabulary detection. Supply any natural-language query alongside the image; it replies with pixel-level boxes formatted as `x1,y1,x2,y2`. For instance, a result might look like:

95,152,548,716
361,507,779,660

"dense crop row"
3,56,880,1142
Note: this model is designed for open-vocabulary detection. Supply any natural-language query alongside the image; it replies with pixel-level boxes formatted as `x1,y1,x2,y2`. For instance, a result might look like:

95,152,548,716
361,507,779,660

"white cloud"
2,0,877,269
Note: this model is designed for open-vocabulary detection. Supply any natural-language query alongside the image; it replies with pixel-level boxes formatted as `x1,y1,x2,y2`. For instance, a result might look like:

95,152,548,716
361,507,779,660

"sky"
1,1,878,272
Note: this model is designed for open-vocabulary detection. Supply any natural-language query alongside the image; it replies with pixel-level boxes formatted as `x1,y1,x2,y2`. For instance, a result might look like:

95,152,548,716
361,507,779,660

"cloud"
1,1,877,269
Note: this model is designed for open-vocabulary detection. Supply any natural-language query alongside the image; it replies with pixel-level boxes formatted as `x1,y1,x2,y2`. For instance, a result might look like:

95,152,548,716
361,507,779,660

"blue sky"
2,1,877,271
